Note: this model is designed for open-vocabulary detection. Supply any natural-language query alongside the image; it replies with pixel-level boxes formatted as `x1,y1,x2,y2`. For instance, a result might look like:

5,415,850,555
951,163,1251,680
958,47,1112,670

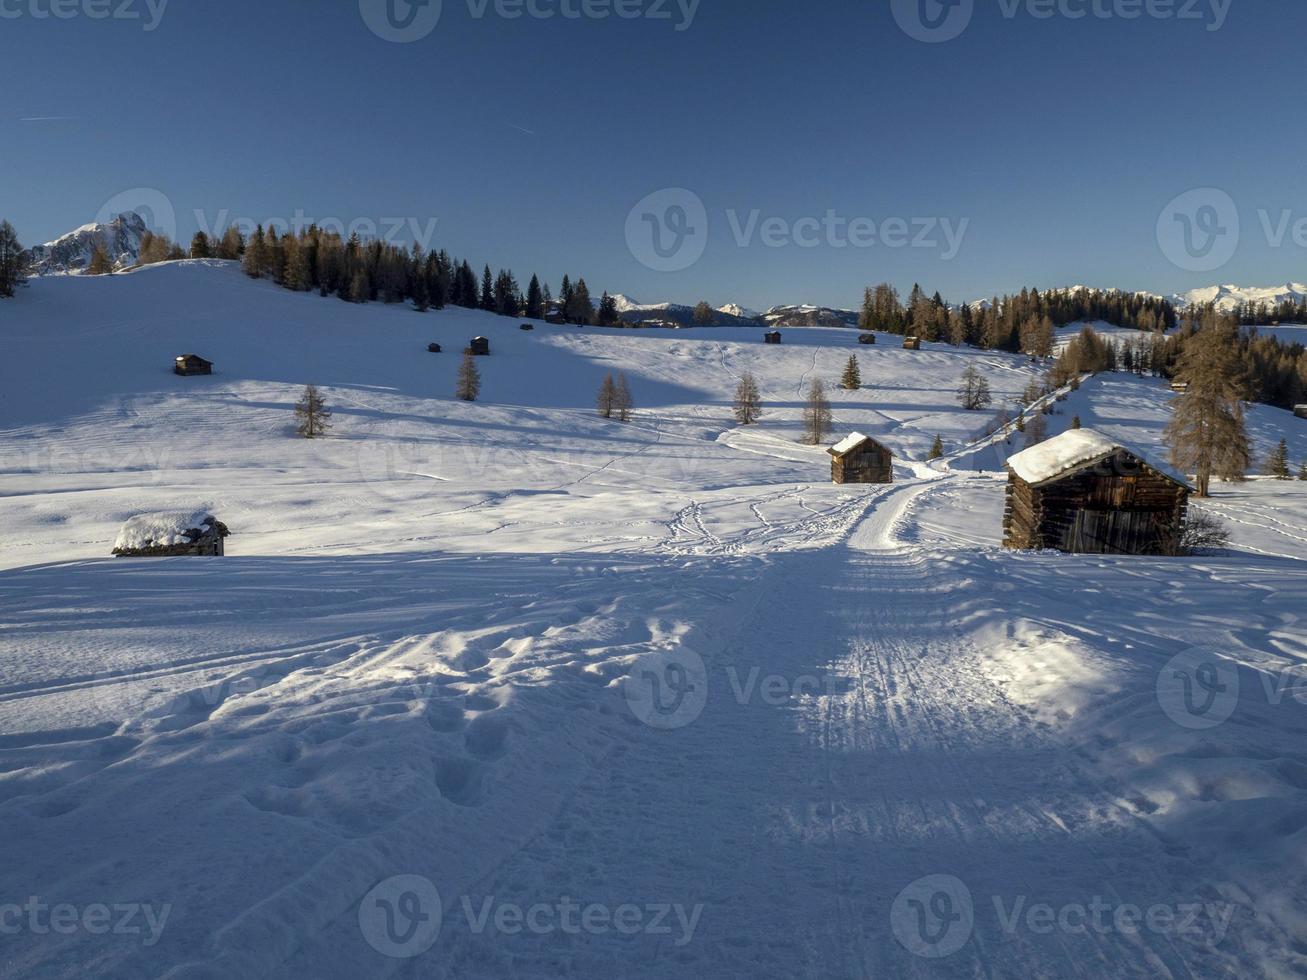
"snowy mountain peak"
1172,282,1307,313
25,212,150,276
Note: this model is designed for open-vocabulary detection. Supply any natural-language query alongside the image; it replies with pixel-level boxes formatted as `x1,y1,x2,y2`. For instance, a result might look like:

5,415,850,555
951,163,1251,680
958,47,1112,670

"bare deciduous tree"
456,353,481,402
294,384,332,438
802,379,832,445
733,372,762,425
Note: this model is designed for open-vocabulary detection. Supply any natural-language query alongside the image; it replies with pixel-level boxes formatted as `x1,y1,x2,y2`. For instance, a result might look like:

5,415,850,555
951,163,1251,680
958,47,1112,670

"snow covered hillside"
2,262,1307,978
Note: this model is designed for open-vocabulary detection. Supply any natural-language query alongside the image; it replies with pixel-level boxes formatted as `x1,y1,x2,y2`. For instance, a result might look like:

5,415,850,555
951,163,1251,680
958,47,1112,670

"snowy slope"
2,262,1307,978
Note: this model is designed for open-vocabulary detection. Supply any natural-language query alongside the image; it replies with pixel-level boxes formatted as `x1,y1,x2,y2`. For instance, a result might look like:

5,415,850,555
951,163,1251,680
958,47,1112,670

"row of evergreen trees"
857,283,1177,355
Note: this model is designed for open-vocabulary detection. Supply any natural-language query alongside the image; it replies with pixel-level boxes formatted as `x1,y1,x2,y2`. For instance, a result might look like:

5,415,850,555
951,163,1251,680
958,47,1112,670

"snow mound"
114,509,219,551
830,432,871,456
1006,428,1188,487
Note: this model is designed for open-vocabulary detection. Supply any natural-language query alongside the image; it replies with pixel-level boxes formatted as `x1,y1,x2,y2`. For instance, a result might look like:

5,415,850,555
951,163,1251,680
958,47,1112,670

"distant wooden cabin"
113,511,230,558
1003,429,1191,556
520,323,534,331
467,336,490,356
544,311,568,325
427,342,442,353
1170,381,1189,393
828,432,893,485
174,354,212,376
1296,405,1307,420
902,336,921,351
764,330,783,345
858,333,877,345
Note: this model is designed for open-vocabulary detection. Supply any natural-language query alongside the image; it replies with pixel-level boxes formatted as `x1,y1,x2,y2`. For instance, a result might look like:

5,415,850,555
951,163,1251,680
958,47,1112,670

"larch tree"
615,372,634,422
840,355,862,390
693,301,715,326
957,365,992,411
456,353,481,402
733,372,763,425
86,246,114,276
1165,318,1251,497
189,232,212,259
802,378,832,445
294,385,332,438
597,373,617,418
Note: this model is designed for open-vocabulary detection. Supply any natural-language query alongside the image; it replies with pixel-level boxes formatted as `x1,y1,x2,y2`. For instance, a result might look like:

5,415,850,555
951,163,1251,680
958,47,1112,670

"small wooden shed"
467,336,490,356
902,336,922,351
1003,429,1191,556
174,354,213,376
113,511,230,558
828,432,893,485
858,333,877,345
764,330,783,345
427,342,442,353
520,323,534,331
1295,405,1307,420
1170,381,1189,393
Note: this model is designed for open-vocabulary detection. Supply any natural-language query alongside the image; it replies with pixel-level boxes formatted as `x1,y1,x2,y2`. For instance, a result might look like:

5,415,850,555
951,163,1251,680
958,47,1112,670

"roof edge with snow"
1006,429,1192,490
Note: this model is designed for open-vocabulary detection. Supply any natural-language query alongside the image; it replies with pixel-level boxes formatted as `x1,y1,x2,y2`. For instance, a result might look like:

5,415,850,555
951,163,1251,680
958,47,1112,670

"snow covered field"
2,263,1307,978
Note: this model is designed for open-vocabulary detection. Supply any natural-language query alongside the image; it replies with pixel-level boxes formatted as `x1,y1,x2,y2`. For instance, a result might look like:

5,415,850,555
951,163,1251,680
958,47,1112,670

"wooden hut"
1170,381,1189,393
544,311,568,325
1003,429,1191,556
427,343,442,353
520,323,534,331
902,336,921,351
467,336,490,356
764,330,783,345
1295,405,1307,420
858,333,877,345
113,511,230,558
174,354,213,376
828,432,893,485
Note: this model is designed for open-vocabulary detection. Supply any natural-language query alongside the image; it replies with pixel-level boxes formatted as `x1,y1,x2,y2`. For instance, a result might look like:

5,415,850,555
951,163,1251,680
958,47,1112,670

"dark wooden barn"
427,343,442,353
113,511,230,558
902,336,921,351
828,432,893,485
467,336,490,356
764,330,782,345
174,354,213,376
858,333,876,345
1295,405,1307,420
1003,429,1191,556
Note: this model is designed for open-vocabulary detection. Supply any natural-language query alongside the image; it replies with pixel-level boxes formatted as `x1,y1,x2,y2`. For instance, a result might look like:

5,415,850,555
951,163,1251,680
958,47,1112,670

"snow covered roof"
830,432,873,457
114,510,219,552
1006,429,1190,489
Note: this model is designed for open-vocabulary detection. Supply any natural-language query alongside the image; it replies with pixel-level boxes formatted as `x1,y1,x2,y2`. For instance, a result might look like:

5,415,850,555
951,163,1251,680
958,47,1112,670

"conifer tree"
615,372,634,422
928,434,944,459
525,274,544,319
559,275,573,320
242,226,265,278
841,355,862,390
456,352,481,402
1266,438,1291,479
1071,415,1082,429
568,278,594,326
86,245,114,276
597,373,617,418
733,372,763,425
802,378,832,445
0,220,25,298
693,301,714,326
1165,317,1251,496
294,385,332,438
1299,461,1307,481
189,232,212,259
217,226,244,260
597,292,619,326
480,265,494,311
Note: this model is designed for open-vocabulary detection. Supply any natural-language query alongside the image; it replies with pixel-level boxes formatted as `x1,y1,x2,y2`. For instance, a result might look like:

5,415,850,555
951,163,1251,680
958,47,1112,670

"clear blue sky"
3,0,1304,310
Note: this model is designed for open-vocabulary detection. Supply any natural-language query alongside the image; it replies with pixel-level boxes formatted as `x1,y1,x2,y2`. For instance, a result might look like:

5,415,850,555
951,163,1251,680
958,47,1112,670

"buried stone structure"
113,510,231,558
1003,429,1191,556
